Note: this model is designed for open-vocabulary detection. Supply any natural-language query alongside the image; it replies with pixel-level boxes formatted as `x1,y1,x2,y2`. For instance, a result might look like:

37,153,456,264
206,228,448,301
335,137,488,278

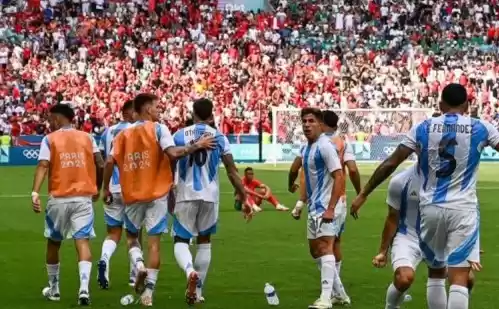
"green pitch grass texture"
0,163,498,309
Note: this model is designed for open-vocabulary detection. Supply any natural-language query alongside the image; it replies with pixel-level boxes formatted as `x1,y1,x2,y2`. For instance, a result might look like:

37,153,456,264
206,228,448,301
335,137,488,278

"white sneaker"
308,298,332,309
196,296,205,303
140,289,153,307
42,287,60,301
78,290,91,306
276,205,289,211
252,205,263,212
332,295,351,306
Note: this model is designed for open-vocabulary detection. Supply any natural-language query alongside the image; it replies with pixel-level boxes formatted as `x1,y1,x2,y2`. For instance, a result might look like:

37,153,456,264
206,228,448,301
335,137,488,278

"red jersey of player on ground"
240,167,288,212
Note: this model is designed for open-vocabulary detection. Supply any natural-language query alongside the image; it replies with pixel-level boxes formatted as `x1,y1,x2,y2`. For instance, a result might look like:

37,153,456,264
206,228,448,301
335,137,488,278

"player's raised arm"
160,123,215,160
31,136,51,213
373,178,403,268
321,139,344,221
288,155,302,193
344,143,361,195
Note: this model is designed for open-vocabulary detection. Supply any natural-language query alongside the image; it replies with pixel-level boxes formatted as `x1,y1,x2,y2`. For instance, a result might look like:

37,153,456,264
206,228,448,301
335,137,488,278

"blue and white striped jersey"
301,134,343,217
173,123,231,203
402,114,499,210
386,164,420,239
99,122,132,193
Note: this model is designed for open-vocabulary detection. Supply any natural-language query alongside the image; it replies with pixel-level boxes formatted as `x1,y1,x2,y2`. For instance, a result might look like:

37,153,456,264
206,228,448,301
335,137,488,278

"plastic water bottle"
264,283,279,306
120,294,134,306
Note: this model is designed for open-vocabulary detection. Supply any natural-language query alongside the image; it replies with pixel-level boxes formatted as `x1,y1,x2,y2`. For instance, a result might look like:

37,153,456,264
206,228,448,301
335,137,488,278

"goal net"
268,108,433,165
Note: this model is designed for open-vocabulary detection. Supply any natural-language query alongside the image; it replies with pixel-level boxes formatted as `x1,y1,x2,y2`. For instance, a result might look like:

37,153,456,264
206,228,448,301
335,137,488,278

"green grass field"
0,163,498,309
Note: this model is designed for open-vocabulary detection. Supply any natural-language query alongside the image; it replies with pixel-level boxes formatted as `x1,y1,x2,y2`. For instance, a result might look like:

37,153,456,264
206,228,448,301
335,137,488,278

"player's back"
174,123,230,203
387,164,420,239
99,122,132,193
413,113,497,209
43,128,97,198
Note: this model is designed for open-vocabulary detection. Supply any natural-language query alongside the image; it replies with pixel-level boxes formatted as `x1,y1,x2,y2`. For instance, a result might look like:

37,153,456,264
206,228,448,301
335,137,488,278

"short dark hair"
122,100,134,113
193,98,213,121
50,104,75,121
441,84,467,107
133,93,158,113
184,118,194,126
300,107,323,122
244,167,253,173
322,110,339,128
432,112,442,117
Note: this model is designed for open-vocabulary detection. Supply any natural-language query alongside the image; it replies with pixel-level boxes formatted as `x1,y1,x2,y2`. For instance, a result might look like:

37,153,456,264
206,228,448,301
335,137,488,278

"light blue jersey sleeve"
99,128,108,155
155,123,175,150
318,138,342,173
480,119,499,148
401,119,429,151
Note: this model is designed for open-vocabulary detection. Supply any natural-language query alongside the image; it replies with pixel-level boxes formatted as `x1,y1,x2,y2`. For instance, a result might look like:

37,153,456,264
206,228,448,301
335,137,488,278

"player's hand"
288,183,299,193
32,192,41,213
291,207,302,220
103,189,113,205
242,199,253,223
196,134,216,149
372,252,387,268
350,193,366,219
321,209,334,223
468,260,482,272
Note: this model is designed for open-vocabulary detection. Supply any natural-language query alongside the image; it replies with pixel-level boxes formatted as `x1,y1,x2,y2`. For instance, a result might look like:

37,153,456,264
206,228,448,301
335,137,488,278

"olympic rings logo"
383,146,396,155
23,149,40,159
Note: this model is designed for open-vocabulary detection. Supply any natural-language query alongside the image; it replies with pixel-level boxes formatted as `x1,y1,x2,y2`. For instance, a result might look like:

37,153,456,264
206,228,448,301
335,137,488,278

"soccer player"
97,100,140,289
32,104,104,305
289,110,359,305
103,93,215,306
288,108,345,309
351,83,499,309
374,163,480,309
241,166,289,212
172,98,252,305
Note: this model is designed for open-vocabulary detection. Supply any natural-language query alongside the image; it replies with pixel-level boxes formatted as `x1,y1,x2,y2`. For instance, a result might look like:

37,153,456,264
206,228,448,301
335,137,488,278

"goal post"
268,107,433,165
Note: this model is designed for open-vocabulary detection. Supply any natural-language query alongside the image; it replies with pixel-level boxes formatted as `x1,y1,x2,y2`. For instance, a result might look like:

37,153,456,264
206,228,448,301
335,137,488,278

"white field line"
1,186,499,198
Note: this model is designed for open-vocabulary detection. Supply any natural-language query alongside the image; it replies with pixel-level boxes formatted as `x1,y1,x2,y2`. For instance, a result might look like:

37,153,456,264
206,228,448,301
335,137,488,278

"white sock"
332,263,347,299
315,257,321,271
129,260,136,281
129,247,145,270
336,261,342,276
78,261,92,293
145,268,159,291
385,283,405,309
448,285,469,309
174,242,195,278
320,255,335,302
100,239,117,264
427,278,447,309
195,243,212,298
46,264,60,293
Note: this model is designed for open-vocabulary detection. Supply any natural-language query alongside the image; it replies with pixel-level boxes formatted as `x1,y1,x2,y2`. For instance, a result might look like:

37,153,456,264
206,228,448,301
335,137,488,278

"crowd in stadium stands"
0,0,499,143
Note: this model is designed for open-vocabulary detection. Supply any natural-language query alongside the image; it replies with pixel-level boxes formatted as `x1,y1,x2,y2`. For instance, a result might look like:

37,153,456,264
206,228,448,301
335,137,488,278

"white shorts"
44,196,96,241
124,195,168,236
391,233,422,271
173,200,218,240
307,212,346,240
418,205,479,268
104,193,125,227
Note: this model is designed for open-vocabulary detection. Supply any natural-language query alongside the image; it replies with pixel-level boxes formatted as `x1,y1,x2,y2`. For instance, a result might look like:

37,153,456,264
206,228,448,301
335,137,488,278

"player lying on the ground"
237,167,289,212
374,163,480,309
32,104,104,306
103,93,216,306
351,84,499,309
172,99,252,305
96,100,143,290
288,108,346,309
